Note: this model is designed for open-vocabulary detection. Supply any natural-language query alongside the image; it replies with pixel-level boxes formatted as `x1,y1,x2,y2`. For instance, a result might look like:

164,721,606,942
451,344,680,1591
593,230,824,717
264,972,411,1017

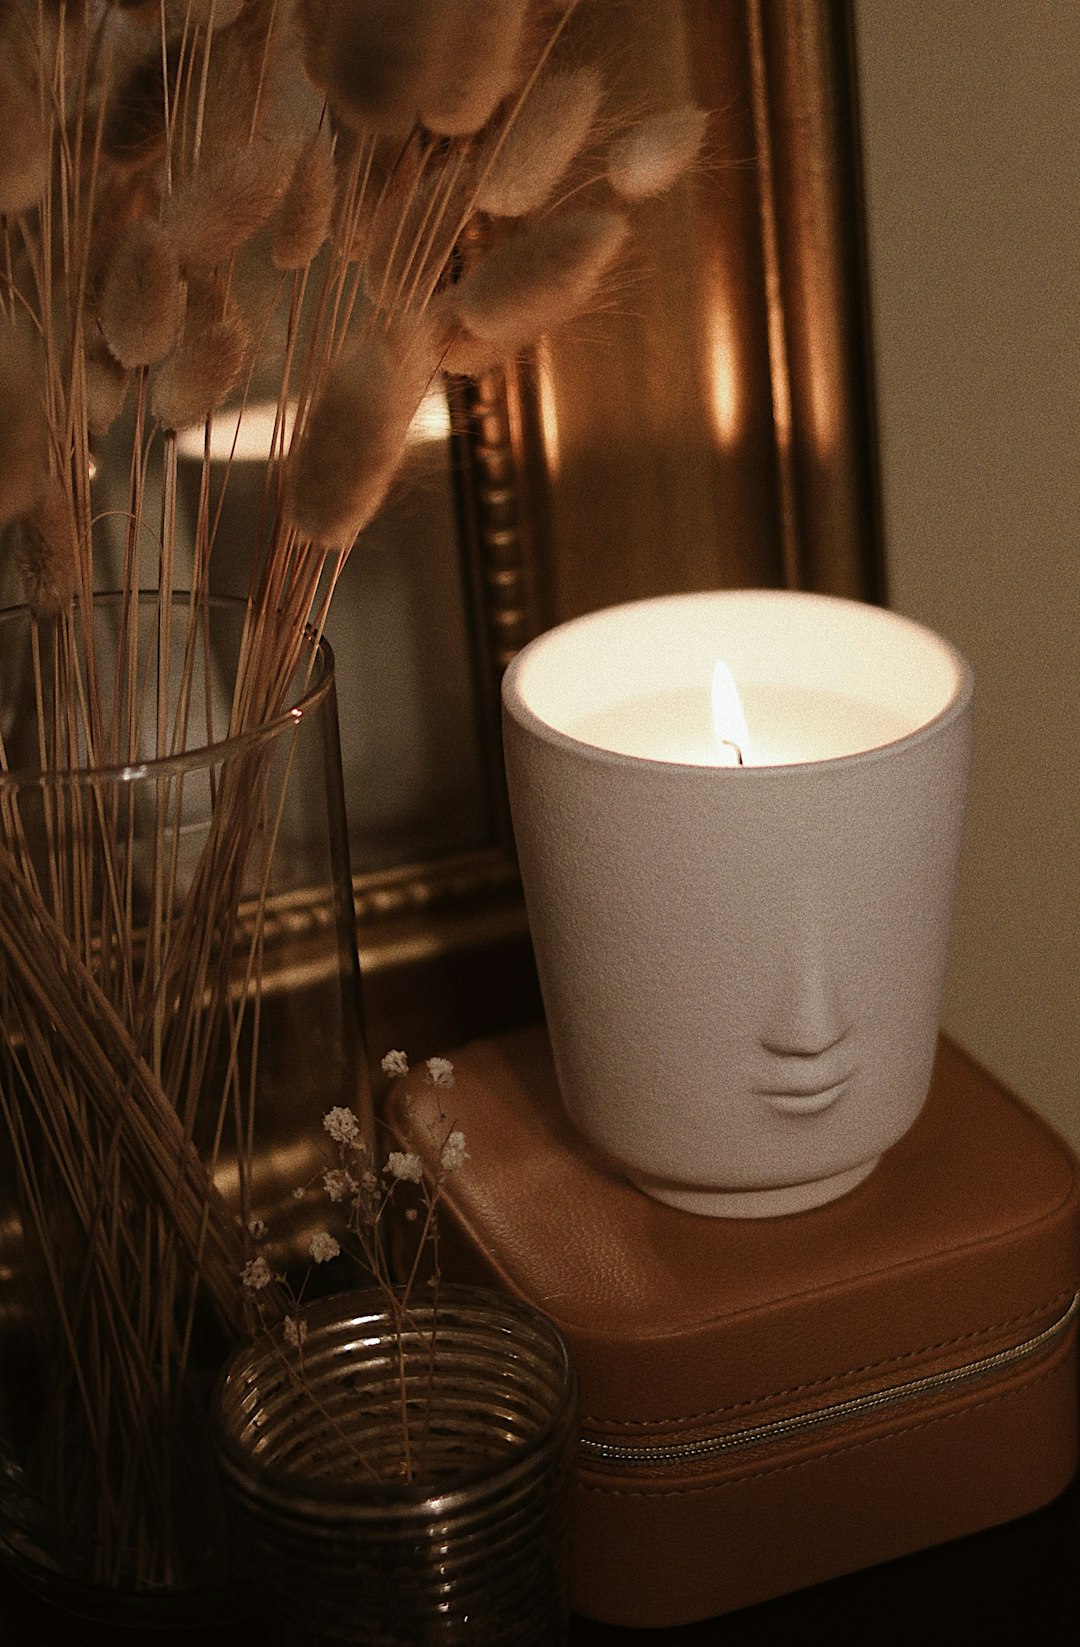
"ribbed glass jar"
213,1285,578,1645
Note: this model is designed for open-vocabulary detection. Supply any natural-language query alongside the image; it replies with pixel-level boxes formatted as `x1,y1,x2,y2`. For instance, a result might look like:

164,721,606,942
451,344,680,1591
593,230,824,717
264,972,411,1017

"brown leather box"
386,1026,1080,1629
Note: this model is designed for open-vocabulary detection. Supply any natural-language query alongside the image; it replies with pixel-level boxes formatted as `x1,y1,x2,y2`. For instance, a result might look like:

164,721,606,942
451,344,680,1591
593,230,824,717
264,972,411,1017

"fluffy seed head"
317,0,453,133
151,307,250,431
451,206,629,357
420,1,528,137
608,104,709,201
164,143,293,270
14,477,78,619
0,50,50,213
271,129,336,269
476,66,604,218
84,335,130,437
99,218,183,368
0,327,50,530
286,321,434,547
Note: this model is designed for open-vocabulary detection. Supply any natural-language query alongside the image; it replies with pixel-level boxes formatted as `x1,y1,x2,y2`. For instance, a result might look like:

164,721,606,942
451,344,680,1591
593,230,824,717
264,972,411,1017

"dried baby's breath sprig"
271,128,336,270
607,104,709,202
14,477,78,619
476,65,603,218
99,218,184,368
286,320,435,548
419,1,529,137
444,205,628,372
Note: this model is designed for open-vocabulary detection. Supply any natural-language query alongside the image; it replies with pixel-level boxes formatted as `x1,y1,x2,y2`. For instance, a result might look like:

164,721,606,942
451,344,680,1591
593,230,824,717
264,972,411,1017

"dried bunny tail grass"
84,334,131,436
608,104,708,201
0,48,50,214
0,326,50,530
419,0,529,138
14,476,78,619
475,65,603,218
285,320,436,547
151,308,250,431
99,217,184,368
271,128,335,270
315,0,455,134
164,0,244,28
354,145,471,311
164,142,294,269
451,206,628,358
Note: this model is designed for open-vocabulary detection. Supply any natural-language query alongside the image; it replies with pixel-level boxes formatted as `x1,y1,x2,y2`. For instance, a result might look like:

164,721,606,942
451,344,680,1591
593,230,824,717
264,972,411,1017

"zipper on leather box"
579,1292,1079,1471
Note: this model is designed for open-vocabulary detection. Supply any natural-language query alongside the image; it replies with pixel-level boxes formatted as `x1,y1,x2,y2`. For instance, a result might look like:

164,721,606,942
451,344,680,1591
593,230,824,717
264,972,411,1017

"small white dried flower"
247,1217,268,1240
607,105,708,202
241,1256,273,1291
361,1168,379,1194
309,1231,341,1264
323,1167,357,1203
425,1057,455,1088
323,1106,361,1144
283,1315,308,1348
439,1131,468,1174
386,1151,424,1184
291,1187,307,1201
404,1206,418,1223
381,1049,409,1078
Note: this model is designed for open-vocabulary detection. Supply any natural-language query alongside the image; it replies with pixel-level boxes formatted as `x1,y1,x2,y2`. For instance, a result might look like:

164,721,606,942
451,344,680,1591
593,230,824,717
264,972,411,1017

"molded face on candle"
502,591,974,1218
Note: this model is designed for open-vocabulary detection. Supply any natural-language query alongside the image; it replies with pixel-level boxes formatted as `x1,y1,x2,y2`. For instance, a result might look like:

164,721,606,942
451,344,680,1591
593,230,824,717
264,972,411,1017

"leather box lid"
386,1025,1080,1426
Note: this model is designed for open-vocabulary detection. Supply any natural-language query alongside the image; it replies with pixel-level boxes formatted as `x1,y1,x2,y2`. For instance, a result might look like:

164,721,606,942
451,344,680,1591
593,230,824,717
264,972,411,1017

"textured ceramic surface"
502,591,973,1217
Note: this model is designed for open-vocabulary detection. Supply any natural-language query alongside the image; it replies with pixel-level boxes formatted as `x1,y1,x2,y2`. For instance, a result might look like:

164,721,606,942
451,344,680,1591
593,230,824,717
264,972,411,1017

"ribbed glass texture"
214,1285,578,1645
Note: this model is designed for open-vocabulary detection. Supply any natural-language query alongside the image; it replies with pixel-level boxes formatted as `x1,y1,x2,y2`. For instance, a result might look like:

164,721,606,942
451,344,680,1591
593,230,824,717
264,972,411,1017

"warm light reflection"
535,338,561,480
711,659,752,766
174,384,452,464
704,302,742,453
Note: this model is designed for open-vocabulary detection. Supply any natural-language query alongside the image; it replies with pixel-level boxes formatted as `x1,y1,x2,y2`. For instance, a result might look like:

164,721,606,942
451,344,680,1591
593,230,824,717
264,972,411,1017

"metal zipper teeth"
580,1292,1080,1469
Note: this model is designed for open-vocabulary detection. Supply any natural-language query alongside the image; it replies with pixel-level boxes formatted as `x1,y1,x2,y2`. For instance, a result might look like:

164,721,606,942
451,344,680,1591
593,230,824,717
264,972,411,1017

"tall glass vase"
0,592,368,1623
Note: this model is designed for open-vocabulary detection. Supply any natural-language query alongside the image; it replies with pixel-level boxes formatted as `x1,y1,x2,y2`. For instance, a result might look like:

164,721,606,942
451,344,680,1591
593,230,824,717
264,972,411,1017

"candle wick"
720,739,745,767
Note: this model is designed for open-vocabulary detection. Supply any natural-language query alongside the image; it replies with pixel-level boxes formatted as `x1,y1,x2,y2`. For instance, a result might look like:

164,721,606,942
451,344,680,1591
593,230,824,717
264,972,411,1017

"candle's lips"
755,1073,854,1115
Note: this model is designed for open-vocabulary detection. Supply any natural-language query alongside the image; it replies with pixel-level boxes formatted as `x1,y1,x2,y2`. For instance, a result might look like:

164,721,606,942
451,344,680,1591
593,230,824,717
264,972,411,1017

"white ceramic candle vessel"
501,590,974,1218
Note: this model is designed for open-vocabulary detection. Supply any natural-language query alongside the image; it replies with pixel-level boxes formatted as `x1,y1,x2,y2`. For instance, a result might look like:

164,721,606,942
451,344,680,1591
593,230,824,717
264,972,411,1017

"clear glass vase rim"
214,1284,577,1509
0,591,336,791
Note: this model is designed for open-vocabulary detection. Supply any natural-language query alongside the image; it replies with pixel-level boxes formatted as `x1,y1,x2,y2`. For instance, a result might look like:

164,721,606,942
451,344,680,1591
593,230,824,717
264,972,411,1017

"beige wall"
853,3,1080,1143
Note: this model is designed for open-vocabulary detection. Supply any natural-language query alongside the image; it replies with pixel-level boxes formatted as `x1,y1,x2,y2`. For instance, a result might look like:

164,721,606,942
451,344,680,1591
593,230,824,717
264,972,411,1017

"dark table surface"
3,1465,1079,1646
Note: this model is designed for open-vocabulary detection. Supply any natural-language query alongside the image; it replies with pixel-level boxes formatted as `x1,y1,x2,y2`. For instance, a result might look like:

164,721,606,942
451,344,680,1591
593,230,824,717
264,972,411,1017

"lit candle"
501,590,973,1218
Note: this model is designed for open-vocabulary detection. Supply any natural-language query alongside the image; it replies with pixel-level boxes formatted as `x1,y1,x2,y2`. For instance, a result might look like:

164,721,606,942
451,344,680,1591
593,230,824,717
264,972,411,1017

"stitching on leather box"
579,1348,1069,1500
580,1291,1074,1434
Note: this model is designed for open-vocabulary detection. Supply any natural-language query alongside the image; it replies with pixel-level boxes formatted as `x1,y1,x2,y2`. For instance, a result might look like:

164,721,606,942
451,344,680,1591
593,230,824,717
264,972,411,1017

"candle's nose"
757,944,851,1062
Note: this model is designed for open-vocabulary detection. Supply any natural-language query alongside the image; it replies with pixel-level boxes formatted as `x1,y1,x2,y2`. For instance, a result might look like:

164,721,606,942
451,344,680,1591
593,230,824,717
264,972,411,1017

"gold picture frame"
353,0,884,1058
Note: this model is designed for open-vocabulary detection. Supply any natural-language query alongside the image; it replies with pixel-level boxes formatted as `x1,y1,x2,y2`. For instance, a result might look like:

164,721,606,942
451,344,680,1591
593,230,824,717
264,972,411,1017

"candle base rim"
626,1157,880,1219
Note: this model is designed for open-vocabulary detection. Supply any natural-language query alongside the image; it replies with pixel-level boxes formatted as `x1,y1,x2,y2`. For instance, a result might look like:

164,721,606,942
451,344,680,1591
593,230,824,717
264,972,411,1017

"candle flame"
711,660,752,766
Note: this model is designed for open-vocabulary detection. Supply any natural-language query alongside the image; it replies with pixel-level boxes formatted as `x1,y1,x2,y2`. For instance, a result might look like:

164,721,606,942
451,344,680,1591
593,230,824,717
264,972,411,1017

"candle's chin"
626,1157,880,1219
